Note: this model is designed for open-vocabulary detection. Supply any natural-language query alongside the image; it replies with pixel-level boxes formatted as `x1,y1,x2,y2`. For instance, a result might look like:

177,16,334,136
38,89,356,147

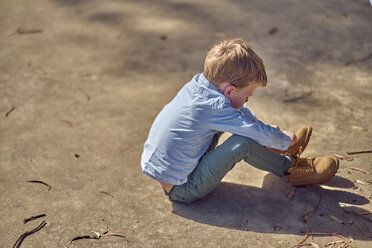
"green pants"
168,134,291,203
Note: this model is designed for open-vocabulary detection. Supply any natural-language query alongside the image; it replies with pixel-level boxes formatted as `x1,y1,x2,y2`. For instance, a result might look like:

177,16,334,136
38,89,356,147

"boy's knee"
228,134,251,150
226,134,263,159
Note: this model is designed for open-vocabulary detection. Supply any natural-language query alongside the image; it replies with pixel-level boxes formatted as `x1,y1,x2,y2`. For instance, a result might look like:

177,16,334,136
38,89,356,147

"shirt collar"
198,73,219,92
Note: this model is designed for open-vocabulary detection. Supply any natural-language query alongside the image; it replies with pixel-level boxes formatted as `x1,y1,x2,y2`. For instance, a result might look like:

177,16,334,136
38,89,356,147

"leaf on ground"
100,191,115,198
351,125,366,131
333,154,353,160
302,210,309,223
102,232,129,242
355,179,371,185
348,167,369,174
70,235,93,243
27,180,51,191
329,215,344,224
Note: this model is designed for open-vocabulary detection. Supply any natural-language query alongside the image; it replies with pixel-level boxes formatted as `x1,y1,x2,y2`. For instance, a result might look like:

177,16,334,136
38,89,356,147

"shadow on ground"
172,173,371,240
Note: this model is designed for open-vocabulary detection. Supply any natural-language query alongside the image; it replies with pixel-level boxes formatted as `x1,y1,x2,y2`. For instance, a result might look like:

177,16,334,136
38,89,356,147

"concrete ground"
1,0,371,247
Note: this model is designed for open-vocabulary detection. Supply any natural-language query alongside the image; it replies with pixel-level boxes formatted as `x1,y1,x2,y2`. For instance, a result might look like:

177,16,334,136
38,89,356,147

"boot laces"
293,146,314,171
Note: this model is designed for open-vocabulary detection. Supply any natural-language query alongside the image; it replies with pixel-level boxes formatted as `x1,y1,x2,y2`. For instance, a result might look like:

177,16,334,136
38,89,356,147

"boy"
141,38,338,203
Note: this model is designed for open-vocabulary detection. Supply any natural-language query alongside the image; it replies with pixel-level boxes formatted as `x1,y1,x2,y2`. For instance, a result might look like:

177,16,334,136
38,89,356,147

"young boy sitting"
141,38,339,203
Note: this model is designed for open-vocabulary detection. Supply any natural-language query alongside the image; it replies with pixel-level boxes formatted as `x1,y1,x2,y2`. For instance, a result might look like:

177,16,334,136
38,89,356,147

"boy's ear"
223,85,237,97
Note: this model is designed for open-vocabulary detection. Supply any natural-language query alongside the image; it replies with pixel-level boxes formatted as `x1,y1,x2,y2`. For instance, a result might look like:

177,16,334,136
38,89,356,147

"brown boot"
286,156,339,186
271,126,312,156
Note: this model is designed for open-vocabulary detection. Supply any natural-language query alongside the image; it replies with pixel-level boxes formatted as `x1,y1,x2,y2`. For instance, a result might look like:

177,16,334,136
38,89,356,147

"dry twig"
283,92,313,103
348,167,369,174
329,214,344,224
345,52,372,66
333,154,353,160
5,106,16,117
292,229,309,247
27,180,51,191
354,219,371,238
295,243,319,248
13,221,47,248
268,27,279,35
355,179,371,185
17,28,43,35
337,206,372,223
311,232,352,247
23,214,47,224
102,232,128,241
100,191,115,198
301,197,322,223
70,231,128,243
347,150,372,155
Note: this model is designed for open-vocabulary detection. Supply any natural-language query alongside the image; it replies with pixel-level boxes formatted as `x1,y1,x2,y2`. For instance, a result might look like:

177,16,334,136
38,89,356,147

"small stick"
78,88,91,100
295,243,319,248
345,53,372,66
354,219,371,238
268,27,279,35
302,210,309,223
5,106,15,117
13,221,47,248
102,232,129,242
348,167,369,174
283,92,313,103
60,120,73,126
23,214,47,224
27,180,51,191
299,229,309,244
355,179,371,185
70,231,129,243
311,232,347,240
329,214,344,224
347,150,372,155
354,211,371,215
333,154,353,160
337,206,372,223
100,191,115,198
16,28,43,35
326,240,344,248
312,233,352,248
70,235,92,243
310,196,322,213
301,197,321,222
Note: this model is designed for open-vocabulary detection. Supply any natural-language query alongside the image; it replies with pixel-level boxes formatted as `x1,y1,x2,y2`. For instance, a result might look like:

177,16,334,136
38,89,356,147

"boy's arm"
238,105,257,121
239,104,297,143
239,105,296,145
210,105,292,150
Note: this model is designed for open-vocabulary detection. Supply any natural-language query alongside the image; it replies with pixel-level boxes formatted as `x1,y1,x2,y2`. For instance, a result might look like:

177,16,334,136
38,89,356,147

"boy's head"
203,38,267,89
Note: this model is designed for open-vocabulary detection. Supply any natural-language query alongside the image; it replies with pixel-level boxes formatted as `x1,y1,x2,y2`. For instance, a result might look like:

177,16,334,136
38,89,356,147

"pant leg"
169,134,292,203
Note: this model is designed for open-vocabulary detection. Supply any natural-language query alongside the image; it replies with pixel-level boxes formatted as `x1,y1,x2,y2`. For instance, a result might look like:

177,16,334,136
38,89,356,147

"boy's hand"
282,130,297,147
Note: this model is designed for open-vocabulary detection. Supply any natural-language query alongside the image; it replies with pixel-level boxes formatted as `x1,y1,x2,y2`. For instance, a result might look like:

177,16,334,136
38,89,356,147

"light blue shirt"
141,74,291,185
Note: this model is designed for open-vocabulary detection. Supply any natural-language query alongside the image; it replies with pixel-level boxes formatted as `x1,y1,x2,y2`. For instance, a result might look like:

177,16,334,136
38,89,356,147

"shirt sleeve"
207,103,291,150
238,105,257,121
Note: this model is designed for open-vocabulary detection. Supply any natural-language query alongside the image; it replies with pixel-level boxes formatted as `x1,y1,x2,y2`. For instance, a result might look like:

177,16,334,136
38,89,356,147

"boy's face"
227,83,259,109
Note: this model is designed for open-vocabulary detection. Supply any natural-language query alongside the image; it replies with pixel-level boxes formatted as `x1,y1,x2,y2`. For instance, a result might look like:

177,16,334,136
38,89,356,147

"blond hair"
203,38,267,88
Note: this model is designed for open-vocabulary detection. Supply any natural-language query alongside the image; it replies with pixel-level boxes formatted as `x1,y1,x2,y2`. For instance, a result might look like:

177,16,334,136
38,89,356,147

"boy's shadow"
172,174,371,240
